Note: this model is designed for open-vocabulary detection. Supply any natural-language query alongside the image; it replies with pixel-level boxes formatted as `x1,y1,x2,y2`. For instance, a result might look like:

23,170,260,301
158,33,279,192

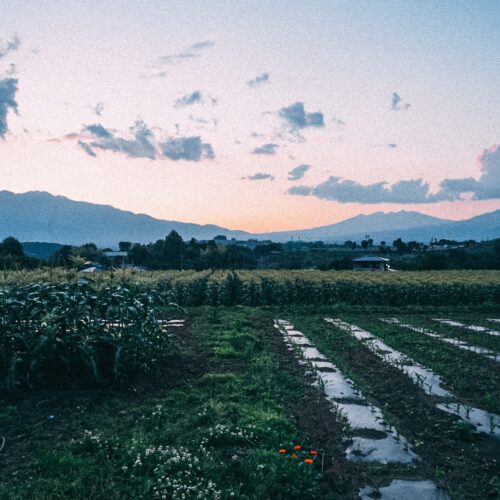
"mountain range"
0,190,498,248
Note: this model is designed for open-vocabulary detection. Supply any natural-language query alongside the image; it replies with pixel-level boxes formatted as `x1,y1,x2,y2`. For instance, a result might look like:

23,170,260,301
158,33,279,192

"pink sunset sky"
0,0,499,232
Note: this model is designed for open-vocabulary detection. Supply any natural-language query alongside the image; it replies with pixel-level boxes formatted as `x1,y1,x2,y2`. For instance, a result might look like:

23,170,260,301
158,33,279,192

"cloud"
83,121,157,159
0,77,18,138
288,145,500,203
387,143,398,148
391,92,410,111
288,177,433,203
247,73,270,88
279,102,324,130
159,39,215,65
252,143,278,155
245,172,275,181
78,140,96,157
288,164,310,181
332,117,346,126
161,136,214,161
436,144,500,201
140,71,167,79
84,123,112,138
91,102,104,116
175,90,202,107
0,34,21,59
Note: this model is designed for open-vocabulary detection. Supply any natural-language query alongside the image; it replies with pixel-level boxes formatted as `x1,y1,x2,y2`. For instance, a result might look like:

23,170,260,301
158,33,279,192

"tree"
0,237,24,256
119,241,132,252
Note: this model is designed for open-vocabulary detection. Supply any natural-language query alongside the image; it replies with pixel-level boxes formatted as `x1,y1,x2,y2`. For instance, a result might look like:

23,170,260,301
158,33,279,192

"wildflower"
310,450,318,455
293,445,301,450
304,458,313,464
291,453,297,459
278,449,286,454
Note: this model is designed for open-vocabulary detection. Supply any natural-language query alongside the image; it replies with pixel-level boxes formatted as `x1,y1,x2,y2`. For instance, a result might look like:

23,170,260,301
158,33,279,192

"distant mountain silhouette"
259,210,499,242
0,191,250,247
0,190,498,247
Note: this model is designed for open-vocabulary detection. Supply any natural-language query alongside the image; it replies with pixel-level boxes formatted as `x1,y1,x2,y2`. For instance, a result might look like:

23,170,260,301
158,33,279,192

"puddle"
433,318,500,337
359,479,449,499
325,319,451,397
275,319,418,465
382,318,500,363
346,434,417,464
437,403,500,437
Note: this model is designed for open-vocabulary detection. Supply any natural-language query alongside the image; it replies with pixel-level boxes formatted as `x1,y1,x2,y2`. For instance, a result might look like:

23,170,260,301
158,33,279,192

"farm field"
0,273,499,498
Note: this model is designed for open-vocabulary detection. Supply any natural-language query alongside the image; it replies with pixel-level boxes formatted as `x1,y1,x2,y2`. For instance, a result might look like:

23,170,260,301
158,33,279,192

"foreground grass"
0,308,328,499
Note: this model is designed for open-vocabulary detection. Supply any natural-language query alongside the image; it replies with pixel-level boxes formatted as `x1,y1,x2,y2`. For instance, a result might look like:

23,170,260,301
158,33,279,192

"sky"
0,0,499,232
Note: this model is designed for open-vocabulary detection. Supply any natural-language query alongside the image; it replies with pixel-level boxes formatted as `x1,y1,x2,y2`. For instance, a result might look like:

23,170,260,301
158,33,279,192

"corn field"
0,280,173,391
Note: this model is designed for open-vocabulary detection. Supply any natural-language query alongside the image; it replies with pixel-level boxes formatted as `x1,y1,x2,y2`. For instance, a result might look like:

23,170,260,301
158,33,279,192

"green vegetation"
0,280,172,391
1,272,499,498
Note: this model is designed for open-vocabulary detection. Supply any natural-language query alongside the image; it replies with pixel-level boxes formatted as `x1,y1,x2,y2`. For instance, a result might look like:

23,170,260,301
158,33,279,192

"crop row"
0,281,173,391
155,273,500,306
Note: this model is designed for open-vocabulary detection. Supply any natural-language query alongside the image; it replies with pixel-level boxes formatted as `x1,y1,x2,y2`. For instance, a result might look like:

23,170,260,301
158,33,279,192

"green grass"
0,308,327,499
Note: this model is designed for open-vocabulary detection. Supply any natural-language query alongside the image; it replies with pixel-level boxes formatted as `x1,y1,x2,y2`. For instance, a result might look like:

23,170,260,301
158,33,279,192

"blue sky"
0,0,499,230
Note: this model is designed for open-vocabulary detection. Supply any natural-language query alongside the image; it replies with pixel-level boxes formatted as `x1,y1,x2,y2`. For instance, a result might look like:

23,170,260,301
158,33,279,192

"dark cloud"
161,136,214,161
175,90,202,107
247,73,270,88
0,77,18,138
387,143,398,148
391,92,410,111
85,121,157,159
287,164,310,181
78,140,96,157
0,35,21,59
252,143,278,155
279,102,324,130
84,123,112,139
159,39,215,65
245,172,275,181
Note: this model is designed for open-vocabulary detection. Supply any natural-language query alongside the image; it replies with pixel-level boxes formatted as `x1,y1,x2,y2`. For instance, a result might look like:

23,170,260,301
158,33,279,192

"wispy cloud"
287,164,310,181
0,77,18,138
175,90,202,107
91,102,104,116
252,143,278,155
288,144,500,203
391,92,410,111
0,34,21,60
244,172,275,181
159,39,215,65
161,136,214,161
278,102,324,131
78,140,96,157
247,73,270,88
139,71,167,79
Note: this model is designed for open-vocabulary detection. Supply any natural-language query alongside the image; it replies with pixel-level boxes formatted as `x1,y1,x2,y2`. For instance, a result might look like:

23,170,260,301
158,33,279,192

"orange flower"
293,445,301,450
310,450,318,455
304,458,313,464
291,453,297,459
278,449,286,454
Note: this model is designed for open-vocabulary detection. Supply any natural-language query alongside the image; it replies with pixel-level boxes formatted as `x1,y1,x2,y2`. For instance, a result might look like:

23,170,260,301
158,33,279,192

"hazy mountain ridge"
0,191,250,246
0,190,498,246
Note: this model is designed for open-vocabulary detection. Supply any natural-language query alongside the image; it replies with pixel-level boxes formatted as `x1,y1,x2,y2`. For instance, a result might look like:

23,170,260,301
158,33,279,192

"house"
352,256,390,271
